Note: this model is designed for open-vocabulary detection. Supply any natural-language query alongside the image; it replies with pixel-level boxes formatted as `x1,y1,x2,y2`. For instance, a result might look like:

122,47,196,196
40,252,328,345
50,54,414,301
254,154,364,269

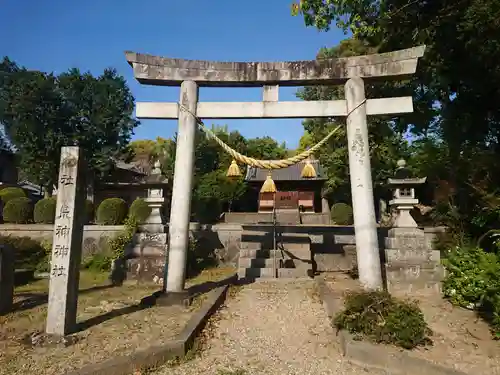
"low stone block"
128,233,167,257
385,262,444,295
385,235,427,251
385,262,444,282
126,256,165,284
386,279,442,295
385,248,440,263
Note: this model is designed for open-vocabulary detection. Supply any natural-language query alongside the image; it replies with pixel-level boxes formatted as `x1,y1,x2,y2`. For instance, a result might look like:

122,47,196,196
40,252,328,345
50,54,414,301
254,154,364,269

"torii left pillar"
163,80,198,302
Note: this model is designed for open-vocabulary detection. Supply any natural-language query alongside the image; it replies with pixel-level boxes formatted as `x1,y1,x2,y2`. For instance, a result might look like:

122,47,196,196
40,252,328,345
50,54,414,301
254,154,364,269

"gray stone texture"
0,224,125,257
384,227,444,294
46,146,86,336
346,77,383,290
125,46,425,87
166,80,199,293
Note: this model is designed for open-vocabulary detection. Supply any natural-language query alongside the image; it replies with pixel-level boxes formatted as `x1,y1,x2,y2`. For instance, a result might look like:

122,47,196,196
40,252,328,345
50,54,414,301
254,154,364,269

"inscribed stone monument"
46,146,85,336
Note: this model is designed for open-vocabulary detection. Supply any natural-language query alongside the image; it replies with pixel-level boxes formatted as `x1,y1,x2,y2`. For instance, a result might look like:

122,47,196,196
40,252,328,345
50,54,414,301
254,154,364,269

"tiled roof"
245,159,327,182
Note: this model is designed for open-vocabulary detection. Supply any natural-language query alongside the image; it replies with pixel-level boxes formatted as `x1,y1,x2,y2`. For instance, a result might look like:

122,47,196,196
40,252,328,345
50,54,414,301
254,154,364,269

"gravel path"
154,279,385,375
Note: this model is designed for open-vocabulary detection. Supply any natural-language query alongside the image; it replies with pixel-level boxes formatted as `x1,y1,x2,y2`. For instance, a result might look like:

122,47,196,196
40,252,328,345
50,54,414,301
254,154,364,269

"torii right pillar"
345,77,382,290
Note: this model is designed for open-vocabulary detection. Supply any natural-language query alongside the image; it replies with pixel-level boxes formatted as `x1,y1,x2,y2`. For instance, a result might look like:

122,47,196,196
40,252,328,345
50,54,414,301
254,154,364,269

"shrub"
0,235,46,270
37,240,52,273
481,282,500,339
3,197,33,224
82,252,113,272
129,198,151,224
331,202,353,225
96,198,128,225
186,236,217,277
442,245,499,309
0,187,26,204
442,244,500,338
33,197,57,224
333,290,432,349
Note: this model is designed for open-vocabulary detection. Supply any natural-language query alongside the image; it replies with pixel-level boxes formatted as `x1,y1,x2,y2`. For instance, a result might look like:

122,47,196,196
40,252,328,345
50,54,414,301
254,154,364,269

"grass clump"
333,290,432,349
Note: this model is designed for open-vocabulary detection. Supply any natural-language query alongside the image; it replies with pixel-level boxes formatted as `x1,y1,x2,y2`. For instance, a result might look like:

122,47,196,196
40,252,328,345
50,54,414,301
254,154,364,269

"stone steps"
237,267,307,279
241,231,310,242
239,248,311,259
238,227,312,279
239,241,310,251
239,257,279,268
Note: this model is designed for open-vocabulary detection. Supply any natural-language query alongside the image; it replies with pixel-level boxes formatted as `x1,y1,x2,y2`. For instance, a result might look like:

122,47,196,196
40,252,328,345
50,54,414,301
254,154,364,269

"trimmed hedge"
0,187,26,204
331,202,354,225
34,197,57,224
3,197,33,224
129,198,151,224
96,198,128,225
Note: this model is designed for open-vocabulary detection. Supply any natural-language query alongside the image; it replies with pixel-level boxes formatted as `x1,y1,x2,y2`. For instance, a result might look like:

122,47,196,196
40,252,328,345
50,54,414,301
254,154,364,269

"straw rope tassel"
301,159,317,178
226,159,242,178
260,171,277,193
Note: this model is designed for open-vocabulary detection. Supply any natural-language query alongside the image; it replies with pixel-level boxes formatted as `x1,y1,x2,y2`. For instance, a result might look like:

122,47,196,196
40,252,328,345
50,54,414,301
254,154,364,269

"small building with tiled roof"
244,158,327,213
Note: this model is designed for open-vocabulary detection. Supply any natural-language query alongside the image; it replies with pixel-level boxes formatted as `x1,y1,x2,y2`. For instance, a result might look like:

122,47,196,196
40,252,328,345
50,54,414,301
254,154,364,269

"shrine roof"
245,160,327,182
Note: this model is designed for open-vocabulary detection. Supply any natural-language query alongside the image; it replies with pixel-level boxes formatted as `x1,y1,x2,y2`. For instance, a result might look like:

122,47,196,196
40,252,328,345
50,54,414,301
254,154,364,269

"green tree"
296,39,410,202
296,131,314,153
292,0,500,236
0,61,139,193
1,70,68,191
246,136,288,160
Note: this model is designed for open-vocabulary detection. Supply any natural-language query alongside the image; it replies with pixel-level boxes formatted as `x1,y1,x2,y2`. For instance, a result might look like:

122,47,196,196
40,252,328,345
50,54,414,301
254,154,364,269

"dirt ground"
151,279,386,375
324,273,500,375
0,267,236,375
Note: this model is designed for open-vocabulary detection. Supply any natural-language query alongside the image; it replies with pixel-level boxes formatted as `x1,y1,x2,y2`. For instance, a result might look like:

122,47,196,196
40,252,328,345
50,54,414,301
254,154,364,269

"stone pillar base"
155,290,192,307
384,227,444,295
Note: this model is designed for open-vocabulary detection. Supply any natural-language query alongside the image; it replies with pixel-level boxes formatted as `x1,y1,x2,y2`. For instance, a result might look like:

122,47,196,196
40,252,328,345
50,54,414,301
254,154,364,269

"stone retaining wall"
0,224,447,273
0,224,125,257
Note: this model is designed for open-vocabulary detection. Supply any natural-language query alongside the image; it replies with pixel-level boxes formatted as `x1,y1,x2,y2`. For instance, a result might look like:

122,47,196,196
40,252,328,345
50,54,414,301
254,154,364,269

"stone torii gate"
125,46,425,295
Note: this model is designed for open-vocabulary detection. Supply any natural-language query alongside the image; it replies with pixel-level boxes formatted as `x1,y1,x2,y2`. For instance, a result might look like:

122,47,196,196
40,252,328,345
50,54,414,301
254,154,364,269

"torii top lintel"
125,46,426,88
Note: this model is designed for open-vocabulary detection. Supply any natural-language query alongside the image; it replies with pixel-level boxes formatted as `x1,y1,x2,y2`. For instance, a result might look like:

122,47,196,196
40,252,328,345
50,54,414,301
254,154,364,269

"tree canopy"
292,0,500,237
0,58,138,193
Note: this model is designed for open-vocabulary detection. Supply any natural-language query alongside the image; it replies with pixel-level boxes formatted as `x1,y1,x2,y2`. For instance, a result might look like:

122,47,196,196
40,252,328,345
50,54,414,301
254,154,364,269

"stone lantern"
387,159,426,228
142,160,169,233
127,159,170,284
384,159,443,295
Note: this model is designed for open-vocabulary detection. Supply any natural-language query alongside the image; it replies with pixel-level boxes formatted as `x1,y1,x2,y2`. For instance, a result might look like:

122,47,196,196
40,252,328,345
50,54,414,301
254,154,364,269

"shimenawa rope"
177,103,351,170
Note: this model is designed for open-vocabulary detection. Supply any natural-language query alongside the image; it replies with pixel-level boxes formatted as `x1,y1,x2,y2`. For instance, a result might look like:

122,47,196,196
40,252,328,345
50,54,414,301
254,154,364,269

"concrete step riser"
238,267,308,279
239,258,279,268
240,241,310,250
240,248,311,259
241,235,311,244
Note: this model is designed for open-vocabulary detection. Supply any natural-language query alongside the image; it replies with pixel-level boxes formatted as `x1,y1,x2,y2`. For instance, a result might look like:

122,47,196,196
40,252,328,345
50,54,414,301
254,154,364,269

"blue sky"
0,0,346,149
